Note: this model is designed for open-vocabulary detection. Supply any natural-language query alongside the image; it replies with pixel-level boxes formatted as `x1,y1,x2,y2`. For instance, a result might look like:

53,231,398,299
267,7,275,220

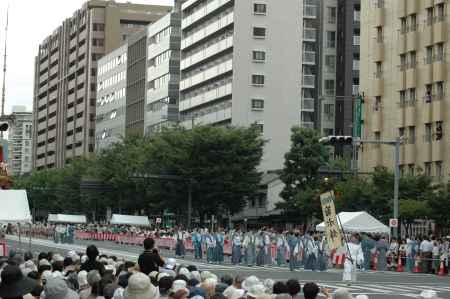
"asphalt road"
7,235,450,299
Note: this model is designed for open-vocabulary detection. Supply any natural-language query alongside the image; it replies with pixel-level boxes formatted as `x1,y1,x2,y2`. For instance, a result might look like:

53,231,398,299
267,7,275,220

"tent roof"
0,190,32,223
110,214,150,226
316,211,390,234
48,214,87,224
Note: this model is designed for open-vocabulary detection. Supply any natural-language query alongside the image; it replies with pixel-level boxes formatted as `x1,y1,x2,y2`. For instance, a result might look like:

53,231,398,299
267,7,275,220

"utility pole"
0,7,9,138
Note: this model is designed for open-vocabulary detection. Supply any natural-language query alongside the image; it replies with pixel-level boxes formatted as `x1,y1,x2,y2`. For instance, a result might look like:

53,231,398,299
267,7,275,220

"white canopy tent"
48,214,87,224
0,190,32,223
110,214,150,226
316,211,390,234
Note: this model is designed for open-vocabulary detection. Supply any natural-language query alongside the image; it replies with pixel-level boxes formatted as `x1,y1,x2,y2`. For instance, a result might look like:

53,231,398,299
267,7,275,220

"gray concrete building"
95,44,127,151
33,0,171,169
179,0,303,172
8,106,33,176
145,11,181,134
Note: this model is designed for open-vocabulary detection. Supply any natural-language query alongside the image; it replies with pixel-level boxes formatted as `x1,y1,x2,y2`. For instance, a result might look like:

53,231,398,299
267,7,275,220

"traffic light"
0,122,7,132
319,135,353,146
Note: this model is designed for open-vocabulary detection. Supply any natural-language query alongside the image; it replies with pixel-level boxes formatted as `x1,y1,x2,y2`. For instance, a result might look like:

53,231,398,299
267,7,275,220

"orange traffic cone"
438,260,445,276
372,254,377,271
413,255,421,273
397,255,404,272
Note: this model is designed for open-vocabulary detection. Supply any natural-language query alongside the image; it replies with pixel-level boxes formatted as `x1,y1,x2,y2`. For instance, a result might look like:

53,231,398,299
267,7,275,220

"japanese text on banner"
320,191,343,250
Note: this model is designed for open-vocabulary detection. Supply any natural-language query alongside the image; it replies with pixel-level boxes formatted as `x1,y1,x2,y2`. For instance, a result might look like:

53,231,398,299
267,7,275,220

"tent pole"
18,223,22,253
28,222,32,252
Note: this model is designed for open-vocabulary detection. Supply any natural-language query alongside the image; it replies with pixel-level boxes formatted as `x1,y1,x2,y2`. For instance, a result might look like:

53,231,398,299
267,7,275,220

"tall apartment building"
95,45,127,151
179,0,303,171
8,106,33,176
145,11,181,134
33,0,171,169
360,0,448,180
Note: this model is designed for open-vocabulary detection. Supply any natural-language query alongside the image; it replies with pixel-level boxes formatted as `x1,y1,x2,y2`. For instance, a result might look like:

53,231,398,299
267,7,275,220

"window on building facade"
376,26,383,43
435,43,444,61
436,161,443,180
425,123,432,143
253,3,267,15
325,80,335,96
425,162,432,176
426,46,433,64
409,51,416,68
253,27,266,38
325,55,335,72
251,99,264,110
326,31,336,48
327,7,336,24
252,50,266,62
251,74,265,86
408,126,416,144
410,14,417,31
400,17,407,34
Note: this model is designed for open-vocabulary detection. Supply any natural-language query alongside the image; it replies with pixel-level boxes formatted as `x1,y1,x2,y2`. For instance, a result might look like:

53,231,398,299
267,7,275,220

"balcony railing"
354,11,361,23
303,28,316,41
353,35,360,46
302,98,315,111
353,60,360,71
303,5,317,18
302,121,315,129
303,51,316,64
303,74,315,88
352,85,359,96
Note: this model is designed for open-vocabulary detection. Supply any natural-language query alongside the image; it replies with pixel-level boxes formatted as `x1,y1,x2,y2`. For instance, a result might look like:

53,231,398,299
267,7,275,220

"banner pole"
332,193,353,263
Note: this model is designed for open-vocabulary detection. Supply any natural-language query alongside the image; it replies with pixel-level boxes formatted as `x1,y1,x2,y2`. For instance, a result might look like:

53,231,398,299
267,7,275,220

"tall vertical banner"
320,191,343,250
353,95,363,138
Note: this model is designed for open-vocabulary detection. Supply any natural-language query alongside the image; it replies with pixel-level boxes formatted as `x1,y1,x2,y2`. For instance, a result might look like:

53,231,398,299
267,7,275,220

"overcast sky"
0,0,174,114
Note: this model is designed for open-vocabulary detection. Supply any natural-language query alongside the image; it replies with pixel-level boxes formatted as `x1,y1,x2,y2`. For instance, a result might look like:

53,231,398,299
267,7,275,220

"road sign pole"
393,137,400,239
187,180,192,230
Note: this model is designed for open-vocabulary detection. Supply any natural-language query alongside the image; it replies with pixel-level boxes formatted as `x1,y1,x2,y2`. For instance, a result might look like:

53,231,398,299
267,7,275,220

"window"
374,96,382,111
327,7,336,24
425,84,433,103
436,161,443,180
436,3,445,22
399,90,406,106
427,7,434,25
409,51,416,68
436,121,443,140
435,81,444,100
375,62,382,78
252,50,266,62
251,74,265,86
408,164,415,176
399,127,405,138
425,123,432,143
425,162,432,176
426,46,433,64
253,27,266,38
400,54,407,70
409,88,416,103
376,26,383,43
251,99,264,110
325,80,335,96
408,126,416,144
326,31,336,48
253,3,267,15
400,17,407,34
325,55,336,72
410,14,417,31
255,123,264,133
435,43,444,62
376,0,384,8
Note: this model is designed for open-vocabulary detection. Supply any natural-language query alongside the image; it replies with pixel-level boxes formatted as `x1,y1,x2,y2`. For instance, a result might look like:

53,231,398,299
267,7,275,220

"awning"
0,190,32,223
316,211,390,234
48,214,87,224
110,214,150,226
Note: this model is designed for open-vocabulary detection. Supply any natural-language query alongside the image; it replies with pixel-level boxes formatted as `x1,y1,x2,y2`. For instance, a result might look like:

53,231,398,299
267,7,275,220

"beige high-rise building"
33,0,171,170
360,0,448,181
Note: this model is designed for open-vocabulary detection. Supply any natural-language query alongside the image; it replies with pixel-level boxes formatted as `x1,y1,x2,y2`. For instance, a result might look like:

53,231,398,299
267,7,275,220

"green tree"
278,127,330,222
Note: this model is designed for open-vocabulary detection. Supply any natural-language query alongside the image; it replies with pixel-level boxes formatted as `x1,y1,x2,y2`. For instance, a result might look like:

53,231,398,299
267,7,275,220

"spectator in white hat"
124,272,159,299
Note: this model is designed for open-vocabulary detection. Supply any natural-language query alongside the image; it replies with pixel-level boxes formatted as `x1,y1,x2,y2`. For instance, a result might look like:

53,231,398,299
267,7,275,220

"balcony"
181,0,200,11
352,85,359,96
179,82,232,112
405,68,416,89
301,98,314,112
180,59,233,91
303,4,317,19
353,35,360,46
373,43,384,61
354,10,360,23
181,11,234,50
397,0,406,17
433,17,446,43
182,0,233,29
302,74,315,88
406,30,417,52
406,0,418,15
353,60,360,71
302,122,314,129
181,104,232,128
181,35,233,71
302,51,316,65
433,61,446,83
303,28,316,42
374,7,384,27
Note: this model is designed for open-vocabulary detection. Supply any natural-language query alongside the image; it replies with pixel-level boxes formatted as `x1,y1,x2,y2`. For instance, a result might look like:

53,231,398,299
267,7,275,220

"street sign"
389,218,398,228
156,217,162,224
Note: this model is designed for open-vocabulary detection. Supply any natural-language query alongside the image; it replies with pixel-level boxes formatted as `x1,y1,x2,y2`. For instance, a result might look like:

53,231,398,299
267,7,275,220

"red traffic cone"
372,254,377,271
438,260,445,276
413,256,421,273
397,255,404,272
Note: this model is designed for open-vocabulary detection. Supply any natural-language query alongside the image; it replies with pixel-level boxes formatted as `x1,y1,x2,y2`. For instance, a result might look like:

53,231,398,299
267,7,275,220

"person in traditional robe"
287,231,298,271
303,232,317,270
243,229,256,266
316,234,328,271
361,234,376,271
256,230,266,266
343,234,364,285
405,236,417,272
214,228,225,264
231,228,242,265
175,227,187,258
192,228,203,260
376,235,389,271
205,229,216,263
264,229,272,266
276,231,287,266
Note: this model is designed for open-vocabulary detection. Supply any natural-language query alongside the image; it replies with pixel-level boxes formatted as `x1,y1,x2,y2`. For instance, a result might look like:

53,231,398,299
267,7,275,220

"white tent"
48,214,87,224
316,211,390,234
110,214,150,226
0,190,32,223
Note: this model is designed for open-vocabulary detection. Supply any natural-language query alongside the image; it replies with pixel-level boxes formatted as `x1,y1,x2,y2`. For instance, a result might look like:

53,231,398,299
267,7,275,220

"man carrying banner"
343,234,364,285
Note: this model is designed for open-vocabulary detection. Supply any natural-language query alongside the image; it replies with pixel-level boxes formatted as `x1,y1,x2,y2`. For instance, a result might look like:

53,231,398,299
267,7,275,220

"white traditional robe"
343,242,364,283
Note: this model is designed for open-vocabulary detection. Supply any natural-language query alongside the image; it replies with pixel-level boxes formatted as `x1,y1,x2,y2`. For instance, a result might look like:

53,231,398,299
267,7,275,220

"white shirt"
420,240,433,253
